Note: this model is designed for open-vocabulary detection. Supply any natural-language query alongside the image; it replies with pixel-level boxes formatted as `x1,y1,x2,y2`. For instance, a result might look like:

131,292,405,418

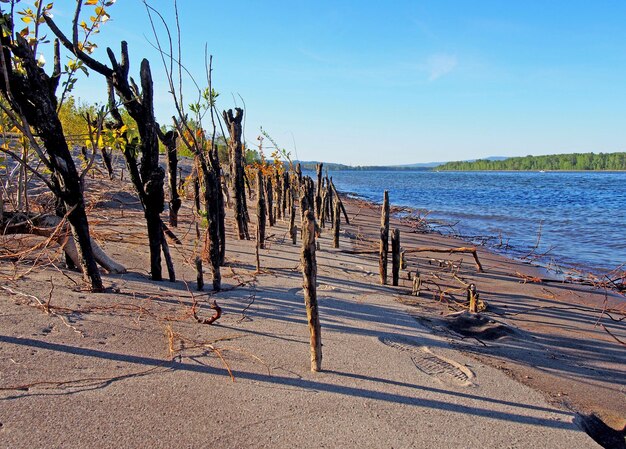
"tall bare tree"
46,5,172,281
0,10,103,291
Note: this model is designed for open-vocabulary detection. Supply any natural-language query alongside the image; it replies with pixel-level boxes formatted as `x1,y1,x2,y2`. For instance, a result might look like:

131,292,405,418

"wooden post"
333,199,340,248
379,190,390,285
256,170,266,249
328,177,334,223
275,170,283,220
290,205,297,244
296,163,303,186
315,163,323,219
195,257,204,291
266,174,275,226
302,209,322,372
282,171,289,220
255,227,261,273
391,228,400,286
320,188,328,228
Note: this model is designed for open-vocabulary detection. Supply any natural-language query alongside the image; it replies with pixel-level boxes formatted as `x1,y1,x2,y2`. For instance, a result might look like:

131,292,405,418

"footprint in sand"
379,336,475,388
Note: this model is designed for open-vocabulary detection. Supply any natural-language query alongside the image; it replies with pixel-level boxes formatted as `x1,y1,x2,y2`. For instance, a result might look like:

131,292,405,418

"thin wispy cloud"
426,54,458,81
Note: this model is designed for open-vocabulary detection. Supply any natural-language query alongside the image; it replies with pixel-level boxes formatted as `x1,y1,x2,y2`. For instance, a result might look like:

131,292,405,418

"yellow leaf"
21,16,32,24
85,0,98,5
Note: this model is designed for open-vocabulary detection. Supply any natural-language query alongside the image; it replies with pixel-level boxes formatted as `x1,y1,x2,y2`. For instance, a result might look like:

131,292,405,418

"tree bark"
158,130,181,227
380,190,390,285
301,209,322,372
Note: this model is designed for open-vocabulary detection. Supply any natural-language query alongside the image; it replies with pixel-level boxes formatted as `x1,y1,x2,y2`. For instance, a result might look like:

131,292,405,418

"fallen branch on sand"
344,246,484,273
1,212,126,274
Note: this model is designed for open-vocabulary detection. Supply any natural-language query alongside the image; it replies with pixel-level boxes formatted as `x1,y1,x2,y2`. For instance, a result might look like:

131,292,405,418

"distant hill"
295,157,512,171
437,152,626,171
296,161,431,171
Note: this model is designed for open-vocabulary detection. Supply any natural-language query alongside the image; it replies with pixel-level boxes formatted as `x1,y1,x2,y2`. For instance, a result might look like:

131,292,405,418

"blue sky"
43,1,626,165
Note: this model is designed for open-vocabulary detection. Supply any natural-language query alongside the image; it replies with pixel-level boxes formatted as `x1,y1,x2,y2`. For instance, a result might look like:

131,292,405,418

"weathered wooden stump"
391,228,400,286
379,190,390,285
302,210,322,372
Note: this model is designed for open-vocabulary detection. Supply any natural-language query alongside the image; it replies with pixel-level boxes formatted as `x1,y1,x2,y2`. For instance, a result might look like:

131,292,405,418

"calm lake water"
322,170,626,275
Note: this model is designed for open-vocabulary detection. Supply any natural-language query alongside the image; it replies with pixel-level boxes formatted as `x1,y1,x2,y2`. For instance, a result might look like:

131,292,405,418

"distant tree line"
437,152,626,171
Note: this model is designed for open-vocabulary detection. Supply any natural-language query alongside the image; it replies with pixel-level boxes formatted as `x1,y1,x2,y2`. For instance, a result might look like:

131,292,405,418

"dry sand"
1,172,625,448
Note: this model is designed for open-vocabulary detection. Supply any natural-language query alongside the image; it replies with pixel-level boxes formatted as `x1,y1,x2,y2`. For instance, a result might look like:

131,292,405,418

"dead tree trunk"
200,158,222,291
158,130,181,227
301,209,322,372
275,170,283,220
195,257,204,291
47,21,172,282
333,199,340,248
256,169,266,249
0,33,103,291
391,228,400,286
320,188,328,229
289,205,297,245
380,190,390,285
327,177,334,223
282,171,289,220
296,163,302,187
223,108,249,240
265,174,275,227
315,163,323,219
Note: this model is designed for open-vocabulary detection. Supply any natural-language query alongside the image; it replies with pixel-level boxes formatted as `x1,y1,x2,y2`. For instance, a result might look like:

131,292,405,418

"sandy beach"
1,171,625,448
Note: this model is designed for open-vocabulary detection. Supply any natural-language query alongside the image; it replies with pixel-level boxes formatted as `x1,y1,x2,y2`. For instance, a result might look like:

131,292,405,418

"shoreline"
342,190,625,289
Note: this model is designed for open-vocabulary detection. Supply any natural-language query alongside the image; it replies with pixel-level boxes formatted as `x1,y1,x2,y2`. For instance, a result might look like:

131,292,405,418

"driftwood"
346,246,485,273
2,213,126,274
379,191,390,285
329,180,349,225
301,209,322,372
405,247,484,273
